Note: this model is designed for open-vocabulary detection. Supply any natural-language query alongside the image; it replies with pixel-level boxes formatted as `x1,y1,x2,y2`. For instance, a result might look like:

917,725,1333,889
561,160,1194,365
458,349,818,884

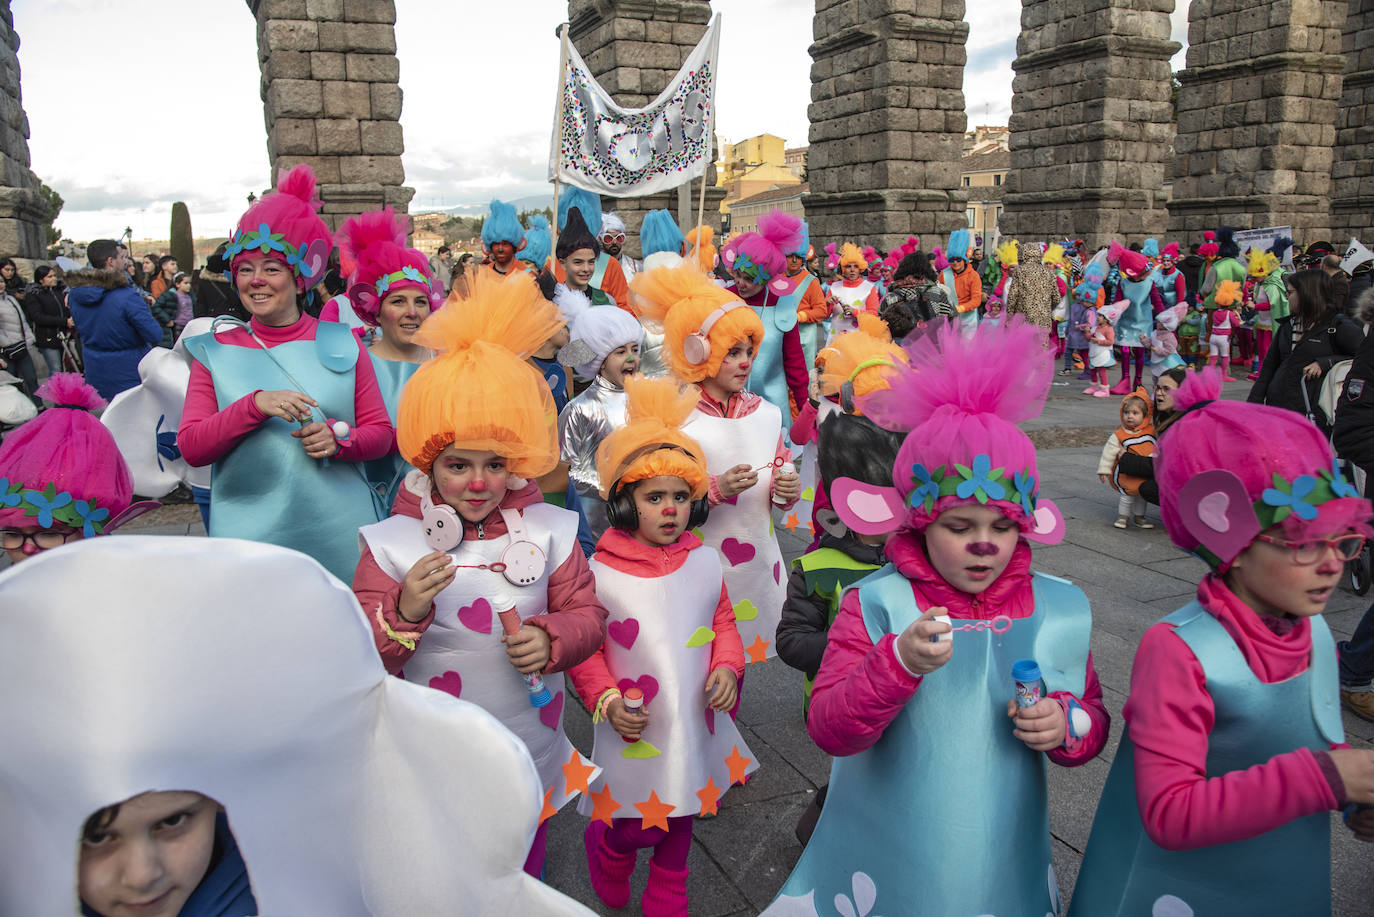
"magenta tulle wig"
0,374,133,534
225,164,334,292
336,208,438,326
721,210,804,284
1157,367,1372,568
860,317,1053,531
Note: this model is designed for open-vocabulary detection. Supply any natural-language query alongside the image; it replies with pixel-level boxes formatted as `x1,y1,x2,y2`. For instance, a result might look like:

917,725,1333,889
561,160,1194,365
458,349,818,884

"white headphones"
683,300,747,366
420,491,547,587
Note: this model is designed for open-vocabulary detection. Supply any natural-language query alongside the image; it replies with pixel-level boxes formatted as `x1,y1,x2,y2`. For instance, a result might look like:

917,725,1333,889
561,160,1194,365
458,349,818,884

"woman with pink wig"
178,165,394,582
0,374,152,565
763,318,1107,917
335,207,438,508
1069,368,1374,915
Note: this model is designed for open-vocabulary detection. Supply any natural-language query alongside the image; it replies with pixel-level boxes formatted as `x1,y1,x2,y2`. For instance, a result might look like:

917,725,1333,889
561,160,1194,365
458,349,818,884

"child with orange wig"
632,263,802,662
352,270,607,879
569,375,754,917
828,243,881,335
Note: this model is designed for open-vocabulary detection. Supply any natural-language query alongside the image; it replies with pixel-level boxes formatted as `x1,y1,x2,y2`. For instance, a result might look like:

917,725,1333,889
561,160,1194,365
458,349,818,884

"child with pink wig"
719,210,812,421
763,318,1108,917
178,165,394,582
0,374,153,564
1070,368,1374,915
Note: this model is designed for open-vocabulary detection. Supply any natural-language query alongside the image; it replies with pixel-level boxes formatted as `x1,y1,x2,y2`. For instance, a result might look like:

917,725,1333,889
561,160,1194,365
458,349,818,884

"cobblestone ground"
8,376,1371,914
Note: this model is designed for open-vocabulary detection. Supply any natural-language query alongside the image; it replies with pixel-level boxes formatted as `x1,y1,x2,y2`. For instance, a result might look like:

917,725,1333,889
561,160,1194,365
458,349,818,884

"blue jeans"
38,346,61,376
1338,601,1374,687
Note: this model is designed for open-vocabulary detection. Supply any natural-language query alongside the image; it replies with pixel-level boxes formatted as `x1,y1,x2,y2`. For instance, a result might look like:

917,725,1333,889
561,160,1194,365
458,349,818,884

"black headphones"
606,480,710,533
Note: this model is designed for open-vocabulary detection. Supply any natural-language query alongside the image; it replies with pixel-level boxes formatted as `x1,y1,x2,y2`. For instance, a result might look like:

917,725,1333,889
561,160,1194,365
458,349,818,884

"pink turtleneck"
806,528,1107,766
179,313,393,466
1123,574,1346,851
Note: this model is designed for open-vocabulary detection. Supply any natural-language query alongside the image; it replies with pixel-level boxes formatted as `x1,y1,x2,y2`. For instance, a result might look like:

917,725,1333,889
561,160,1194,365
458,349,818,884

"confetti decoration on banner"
550,16,721,197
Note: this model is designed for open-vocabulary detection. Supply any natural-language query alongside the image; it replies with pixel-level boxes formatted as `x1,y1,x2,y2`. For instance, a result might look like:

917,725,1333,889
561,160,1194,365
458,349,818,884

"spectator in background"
1324,253,1351,316
1004,246,1060,333
0,270,36,398
194,242,248,321
149,254,178,300
138,254,157,292
428,245,453,295
67,238,163,399
152,271,195,348
0,257,25,305
1178,243,1205,306
24,264,71,375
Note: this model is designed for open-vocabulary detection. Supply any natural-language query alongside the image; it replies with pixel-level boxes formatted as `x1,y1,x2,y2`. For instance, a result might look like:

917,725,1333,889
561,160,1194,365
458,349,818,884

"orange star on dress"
745,634,770,665
538,787,557,825
635,790,675,832
784,512,800,532
696,776,724,816
562,748,596,796
588,784,621,826
725,745,753,786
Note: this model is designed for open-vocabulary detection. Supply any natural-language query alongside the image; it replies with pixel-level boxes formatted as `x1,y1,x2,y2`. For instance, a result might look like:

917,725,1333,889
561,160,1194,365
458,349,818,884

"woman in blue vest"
762,318,1108,917
178,165,394,582
1069,367,1374,916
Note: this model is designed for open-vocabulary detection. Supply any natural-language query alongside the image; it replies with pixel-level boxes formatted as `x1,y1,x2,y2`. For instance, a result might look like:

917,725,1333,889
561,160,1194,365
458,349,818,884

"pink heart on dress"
704,706,716,735
539,690,564,729
721,538,755,566
773,561,781,584
428,670,462,699
1197,491,1230,532
617,675,660,706
457,598,492,634
608,618,639,650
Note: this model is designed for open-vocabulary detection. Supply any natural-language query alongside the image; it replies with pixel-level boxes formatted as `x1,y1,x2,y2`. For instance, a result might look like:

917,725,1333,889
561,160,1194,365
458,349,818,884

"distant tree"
518,207,553,226
170,202,194,272
37,179,63,249
1171,74,1182,121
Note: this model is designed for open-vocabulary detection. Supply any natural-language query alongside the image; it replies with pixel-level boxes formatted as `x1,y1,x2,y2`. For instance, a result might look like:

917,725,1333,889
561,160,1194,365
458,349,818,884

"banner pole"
691,15,719,264
549,23,570,256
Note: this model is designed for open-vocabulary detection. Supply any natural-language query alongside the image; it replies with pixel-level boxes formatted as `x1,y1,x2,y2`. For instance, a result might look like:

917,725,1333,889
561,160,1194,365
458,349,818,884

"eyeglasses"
601,233,626,244
1254,533,1366,565
0,529,78,550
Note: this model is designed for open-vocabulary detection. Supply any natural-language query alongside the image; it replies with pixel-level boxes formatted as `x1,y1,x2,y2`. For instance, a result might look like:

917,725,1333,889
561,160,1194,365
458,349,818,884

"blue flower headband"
1,478,109,537
909,453,1038,517
731,252,771,284
375,265,430,296
1255,461,1359,527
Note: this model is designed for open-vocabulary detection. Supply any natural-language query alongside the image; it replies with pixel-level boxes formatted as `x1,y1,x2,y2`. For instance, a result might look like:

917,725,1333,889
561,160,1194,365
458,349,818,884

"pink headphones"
683,300,747,366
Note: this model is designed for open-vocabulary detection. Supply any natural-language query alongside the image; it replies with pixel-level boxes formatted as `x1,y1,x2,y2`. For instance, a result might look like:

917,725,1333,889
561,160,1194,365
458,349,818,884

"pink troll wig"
1108,241,1149,280
860,317,1054,531
931,246,949,272
1197,230,1219,260
226,164,333,292
336,208,439,327
824,242,840,272
722,210,804,285
0,375,134,534
1157,367,1372,569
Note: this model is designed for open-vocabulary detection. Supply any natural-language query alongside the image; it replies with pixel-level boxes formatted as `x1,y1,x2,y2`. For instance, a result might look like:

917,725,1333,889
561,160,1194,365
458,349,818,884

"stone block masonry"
0,3,48,263
1330,0,1374,240
1000,0,1179,248
247,0,413,230
1169,0,1347,241
804,0,969,250
566,0,725,260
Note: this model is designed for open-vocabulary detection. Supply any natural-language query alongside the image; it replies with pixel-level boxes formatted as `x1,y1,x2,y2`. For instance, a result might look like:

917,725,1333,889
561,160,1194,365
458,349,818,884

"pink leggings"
605,815,694,870
524,819,549,877
1093,367,1111,386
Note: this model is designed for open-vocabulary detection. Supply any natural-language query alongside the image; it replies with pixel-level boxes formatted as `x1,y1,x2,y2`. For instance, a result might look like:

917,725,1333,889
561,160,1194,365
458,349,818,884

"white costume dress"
684,402,787,659
579,546,757,819
360,496,599,812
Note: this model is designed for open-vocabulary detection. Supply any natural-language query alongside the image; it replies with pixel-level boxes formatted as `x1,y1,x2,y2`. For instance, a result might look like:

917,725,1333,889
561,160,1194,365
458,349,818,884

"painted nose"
468,479,488,493
21,540,41,556
663,505,677,517
967,541,1000,557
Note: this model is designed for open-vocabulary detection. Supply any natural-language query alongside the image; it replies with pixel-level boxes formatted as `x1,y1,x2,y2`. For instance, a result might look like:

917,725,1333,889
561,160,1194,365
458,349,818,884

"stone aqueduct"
0,0,1370,259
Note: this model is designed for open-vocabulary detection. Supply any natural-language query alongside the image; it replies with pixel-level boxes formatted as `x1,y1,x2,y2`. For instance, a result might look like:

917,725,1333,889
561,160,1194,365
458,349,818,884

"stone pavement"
7,376,1369,914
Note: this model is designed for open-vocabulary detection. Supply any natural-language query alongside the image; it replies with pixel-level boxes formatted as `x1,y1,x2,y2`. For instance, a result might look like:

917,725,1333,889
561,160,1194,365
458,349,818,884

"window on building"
994,174,1002,186
962,176,971,187
966,209,976,228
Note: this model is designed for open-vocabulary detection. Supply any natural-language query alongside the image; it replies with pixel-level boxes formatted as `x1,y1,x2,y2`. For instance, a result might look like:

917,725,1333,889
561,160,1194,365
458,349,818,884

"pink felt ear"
830,476,905,536
106,500,161,533
1177,469,1262,563
769,273,800,297
299,238,331,284
1023,498,1066,545
348,282,379,321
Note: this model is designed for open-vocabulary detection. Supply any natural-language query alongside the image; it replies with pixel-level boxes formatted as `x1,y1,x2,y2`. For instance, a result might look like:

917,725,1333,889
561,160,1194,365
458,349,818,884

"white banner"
1342,236,1374,274
1232,225,1294,266
549,16,719,197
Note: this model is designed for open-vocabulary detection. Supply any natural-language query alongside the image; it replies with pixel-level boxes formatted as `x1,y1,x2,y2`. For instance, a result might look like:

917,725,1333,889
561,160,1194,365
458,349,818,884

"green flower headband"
909,454,1038,517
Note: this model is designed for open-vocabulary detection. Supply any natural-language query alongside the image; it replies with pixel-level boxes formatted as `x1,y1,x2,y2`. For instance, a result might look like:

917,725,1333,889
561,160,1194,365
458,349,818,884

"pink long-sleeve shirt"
807,531,1109,766
1124,575,1347,851
179,313,393,465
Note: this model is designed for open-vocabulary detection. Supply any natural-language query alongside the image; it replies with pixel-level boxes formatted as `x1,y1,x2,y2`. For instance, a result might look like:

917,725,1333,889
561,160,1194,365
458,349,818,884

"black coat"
776,532,887,679
1247,310,1364,425
1334,328,1374,477
22,285,68,348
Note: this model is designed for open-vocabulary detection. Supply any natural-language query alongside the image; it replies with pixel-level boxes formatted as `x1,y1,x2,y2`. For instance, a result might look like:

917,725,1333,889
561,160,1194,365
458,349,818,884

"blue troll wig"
520,214,552,269
1142,238,1160,259
482,200,525,249
946,229,970,261
640,209,685,258
558,186,603,237
789,221,811,259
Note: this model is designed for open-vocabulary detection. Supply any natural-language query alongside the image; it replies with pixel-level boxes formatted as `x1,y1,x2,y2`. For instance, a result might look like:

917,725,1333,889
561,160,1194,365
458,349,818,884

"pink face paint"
967,541,1000,557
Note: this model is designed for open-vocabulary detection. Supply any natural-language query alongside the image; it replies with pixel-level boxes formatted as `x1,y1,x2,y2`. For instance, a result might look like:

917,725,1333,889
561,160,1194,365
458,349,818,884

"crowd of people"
1,163,1373,917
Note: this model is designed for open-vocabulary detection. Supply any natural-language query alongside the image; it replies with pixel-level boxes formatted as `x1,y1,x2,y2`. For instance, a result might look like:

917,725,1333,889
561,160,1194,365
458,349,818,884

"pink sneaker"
1093,389,1110,397
1109,377,1132,395
1083,385,1098,395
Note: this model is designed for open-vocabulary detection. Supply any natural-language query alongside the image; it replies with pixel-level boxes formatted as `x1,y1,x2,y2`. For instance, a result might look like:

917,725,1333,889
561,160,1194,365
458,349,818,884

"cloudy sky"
17,1,1188,245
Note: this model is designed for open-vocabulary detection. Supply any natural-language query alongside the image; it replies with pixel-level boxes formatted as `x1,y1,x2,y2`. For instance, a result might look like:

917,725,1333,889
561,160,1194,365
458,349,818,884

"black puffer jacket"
877,281,954,341
1334,325,1374,478
1248,310,1364,427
